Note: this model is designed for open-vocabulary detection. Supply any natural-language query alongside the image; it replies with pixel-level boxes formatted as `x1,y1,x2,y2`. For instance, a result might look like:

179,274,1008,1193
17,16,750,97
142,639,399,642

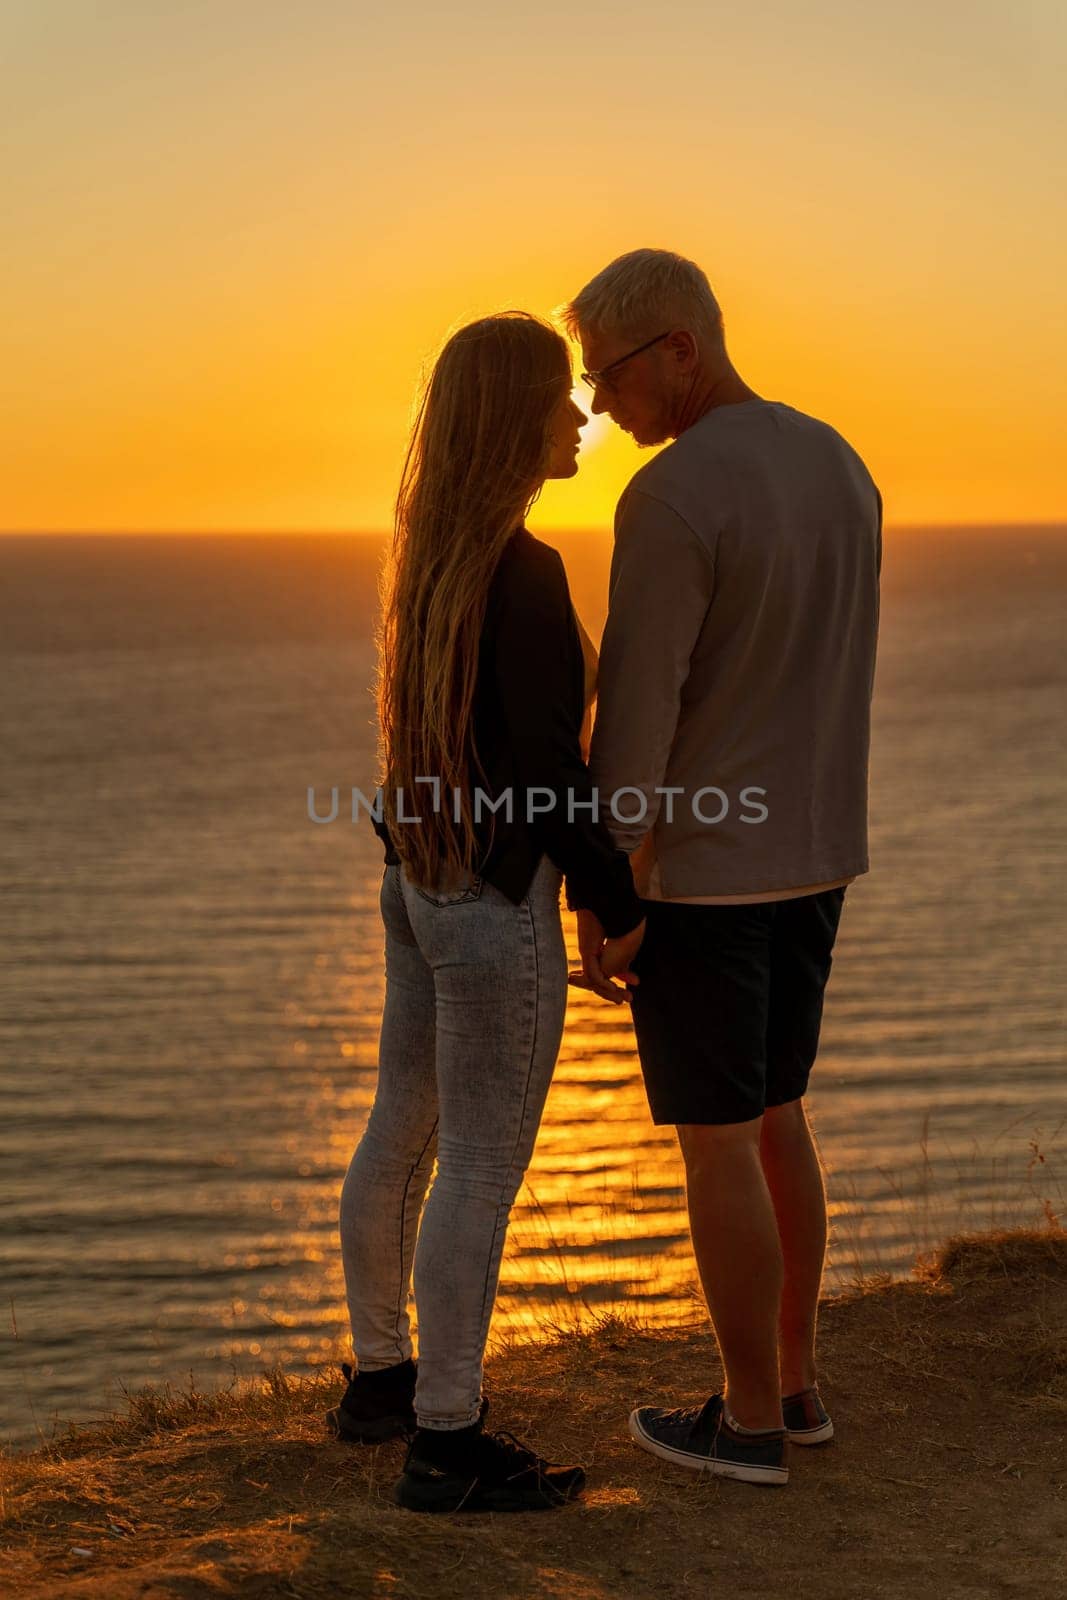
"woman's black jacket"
373,528,642,938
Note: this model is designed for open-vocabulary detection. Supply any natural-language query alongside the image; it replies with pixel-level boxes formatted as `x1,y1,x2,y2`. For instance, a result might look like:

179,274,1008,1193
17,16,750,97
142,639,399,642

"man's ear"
667,330,698,370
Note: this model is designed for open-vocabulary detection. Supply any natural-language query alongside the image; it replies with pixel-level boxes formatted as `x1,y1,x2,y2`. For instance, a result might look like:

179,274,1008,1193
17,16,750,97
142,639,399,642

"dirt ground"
2,1229,1065,1600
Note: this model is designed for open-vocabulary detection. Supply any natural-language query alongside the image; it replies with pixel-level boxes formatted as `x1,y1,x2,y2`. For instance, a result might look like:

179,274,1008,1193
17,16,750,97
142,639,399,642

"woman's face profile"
543,391,588,481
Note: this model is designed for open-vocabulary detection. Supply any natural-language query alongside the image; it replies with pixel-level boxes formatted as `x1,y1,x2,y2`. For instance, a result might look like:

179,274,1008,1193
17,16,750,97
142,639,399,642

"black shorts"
628,887,847,1126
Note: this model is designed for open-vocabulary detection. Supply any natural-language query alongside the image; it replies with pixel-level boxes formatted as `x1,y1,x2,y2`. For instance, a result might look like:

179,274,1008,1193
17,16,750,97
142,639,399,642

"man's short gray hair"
560,248,724,348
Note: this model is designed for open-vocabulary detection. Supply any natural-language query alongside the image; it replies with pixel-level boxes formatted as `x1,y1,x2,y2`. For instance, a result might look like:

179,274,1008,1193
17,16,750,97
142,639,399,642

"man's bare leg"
678,1118,783,1431
759,1097,826,1395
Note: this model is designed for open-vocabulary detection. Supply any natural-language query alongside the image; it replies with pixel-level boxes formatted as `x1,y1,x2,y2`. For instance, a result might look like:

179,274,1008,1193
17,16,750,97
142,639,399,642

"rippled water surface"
1,526,1064,1450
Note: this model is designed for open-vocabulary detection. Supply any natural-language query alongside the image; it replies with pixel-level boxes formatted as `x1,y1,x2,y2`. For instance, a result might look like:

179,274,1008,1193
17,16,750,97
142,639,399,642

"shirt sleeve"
589,487,717,852
492,547,643,937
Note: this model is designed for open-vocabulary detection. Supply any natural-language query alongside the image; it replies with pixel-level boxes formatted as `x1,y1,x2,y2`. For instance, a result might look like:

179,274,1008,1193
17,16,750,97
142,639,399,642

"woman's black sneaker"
325,1359,417,1444
325,1360,491,1445
394,1420,585,1513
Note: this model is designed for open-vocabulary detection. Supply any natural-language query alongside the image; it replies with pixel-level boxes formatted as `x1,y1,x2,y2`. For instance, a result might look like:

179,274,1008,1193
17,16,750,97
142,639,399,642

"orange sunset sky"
4,1,1065,534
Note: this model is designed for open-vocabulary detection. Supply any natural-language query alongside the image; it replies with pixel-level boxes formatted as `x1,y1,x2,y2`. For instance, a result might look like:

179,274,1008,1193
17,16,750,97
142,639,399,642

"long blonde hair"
378,312,571,889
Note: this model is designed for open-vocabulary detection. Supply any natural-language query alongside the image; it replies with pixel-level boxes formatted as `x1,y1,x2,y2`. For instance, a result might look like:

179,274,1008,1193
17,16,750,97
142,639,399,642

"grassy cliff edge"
2,1228,1065,1600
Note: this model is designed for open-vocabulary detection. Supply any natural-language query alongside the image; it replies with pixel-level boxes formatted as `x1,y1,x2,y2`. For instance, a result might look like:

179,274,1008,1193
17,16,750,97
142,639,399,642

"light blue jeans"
339,854,567,1428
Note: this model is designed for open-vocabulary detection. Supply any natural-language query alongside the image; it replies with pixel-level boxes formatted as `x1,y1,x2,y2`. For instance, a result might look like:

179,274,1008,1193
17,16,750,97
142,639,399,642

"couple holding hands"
327,248,882,1512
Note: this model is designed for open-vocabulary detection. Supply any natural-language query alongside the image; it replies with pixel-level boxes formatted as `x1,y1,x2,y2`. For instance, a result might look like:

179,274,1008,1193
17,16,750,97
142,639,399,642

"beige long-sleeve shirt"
588,398,882,902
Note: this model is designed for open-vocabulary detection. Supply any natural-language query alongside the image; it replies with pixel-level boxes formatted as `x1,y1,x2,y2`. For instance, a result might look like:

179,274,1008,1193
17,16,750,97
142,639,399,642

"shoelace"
483,1430,542,1473
480,1429,566,1484
654,1395,723,1431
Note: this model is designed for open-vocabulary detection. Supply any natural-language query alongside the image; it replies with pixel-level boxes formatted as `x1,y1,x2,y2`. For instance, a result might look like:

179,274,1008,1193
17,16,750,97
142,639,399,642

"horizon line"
2,520,1067,538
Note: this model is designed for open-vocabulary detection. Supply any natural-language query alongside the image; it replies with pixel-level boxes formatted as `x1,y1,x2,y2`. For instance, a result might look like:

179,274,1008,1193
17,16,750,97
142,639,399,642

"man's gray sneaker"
629,1393,788,1485
782,1386,834,1445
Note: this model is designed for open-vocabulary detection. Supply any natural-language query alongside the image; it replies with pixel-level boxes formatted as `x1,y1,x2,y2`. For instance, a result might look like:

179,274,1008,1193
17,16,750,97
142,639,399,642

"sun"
572,387,612,455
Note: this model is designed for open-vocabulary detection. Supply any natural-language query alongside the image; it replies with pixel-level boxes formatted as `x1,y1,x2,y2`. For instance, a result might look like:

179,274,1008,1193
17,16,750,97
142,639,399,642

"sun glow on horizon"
3,2,1065,533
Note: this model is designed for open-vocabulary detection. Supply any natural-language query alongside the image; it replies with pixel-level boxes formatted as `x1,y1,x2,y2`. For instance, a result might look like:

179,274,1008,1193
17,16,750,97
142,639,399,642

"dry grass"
821,1111,1066,1289
2,1225,1065,1600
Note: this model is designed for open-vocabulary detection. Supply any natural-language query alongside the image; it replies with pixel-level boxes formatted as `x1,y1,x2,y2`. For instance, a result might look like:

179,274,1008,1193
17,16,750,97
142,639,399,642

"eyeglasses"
580,331,672,394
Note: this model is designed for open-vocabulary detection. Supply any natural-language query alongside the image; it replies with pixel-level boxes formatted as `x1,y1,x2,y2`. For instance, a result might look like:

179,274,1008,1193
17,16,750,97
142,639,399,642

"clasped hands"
568,909,646,1005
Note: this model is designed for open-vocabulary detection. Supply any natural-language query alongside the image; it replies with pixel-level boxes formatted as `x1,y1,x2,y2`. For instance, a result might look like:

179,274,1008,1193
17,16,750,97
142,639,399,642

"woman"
327,312,646,1513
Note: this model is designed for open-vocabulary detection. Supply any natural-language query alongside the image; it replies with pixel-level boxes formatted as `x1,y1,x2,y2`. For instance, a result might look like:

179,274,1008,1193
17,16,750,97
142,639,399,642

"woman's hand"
569,910,645,1004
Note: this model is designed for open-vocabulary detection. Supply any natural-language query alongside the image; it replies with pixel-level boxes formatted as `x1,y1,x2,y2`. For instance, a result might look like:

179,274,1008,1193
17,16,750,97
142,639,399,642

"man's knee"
761,1097,810,1147
763,1095,806,1124
677,1116,763,1176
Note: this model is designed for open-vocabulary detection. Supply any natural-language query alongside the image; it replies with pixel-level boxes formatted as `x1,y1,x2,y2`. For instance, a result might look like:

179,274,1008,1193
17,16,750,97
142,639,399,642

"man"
562,249,881,1487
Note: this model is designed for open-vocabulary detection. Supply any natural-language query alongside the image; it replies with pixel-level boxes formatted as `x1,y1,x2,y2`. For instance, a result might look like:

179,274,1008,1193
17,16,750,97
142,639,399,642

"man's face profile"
580,329,678,447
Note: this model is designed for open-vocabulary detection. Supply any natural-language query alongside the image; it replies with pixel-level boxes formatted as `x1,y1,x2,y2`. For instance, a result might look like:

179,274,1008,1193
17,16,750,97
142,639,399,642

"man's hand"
570,909,645,1004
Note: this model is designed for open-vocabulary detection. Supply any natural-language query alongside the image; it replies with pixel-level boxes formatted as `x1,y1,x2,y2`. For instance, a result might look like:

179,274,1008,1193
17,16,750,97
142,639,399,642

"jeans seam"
471,894,541,1362
393,1115,438,1360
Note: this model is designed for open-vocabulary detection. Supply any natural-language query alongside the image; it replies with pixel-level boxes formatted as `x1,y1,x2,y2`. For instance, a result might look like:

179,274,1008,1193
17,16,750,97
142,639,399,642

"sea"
1,525,1064,1452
